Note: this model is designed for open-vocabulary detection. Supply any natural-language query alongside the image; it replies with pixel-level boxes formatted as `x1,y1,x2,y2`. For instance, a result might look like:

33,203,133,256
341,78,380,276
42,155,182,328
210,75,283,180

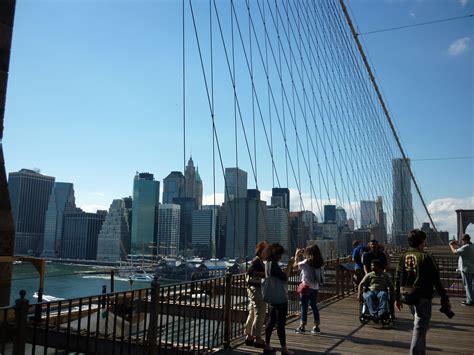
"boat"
128,270,154,282
33,292,64,302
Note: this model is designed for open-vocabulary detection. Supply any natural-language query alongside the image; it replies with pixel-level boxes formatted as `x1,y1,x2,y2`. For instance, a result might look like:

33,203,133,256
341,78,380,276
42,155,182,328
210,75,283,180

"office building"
266,205,289,252
347,218,355,231
224,167,247,203
8,169,55,255
42,182,76,258
96,199,132,262
172,197,195,251
288,211,314,256
392,158,414,241
271,188,290,210
130,172,160,255
157,204,181,256
61,209,107,260
375,196,388,244
184,157,203,209
360,200,376,228
162,171,184,204
324,205,336,223
335,206,347,227
225,191,266,259
192,206,218,258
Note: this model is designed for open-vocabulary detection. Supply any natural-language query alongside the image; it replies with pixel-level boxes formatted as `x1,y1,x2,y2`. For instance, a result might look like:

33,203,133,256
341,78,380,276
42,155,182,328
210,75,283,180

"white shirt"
298,259,325,290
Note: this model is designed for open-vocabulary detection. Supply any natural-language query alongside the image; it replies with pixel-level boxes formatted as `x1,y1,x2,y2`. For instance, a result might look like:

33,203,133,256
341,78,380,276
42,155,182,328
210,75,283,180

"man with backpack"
351,240,367,286
394,229,451,355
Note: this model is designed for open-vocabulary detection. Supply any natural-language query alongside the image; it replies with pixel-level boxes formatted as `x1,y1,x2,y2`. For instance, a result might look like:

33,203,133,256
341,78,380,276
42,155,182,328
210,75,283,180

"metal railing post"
13,290,28,355
335,257,340,297
147,277,160,355
223,272,232,349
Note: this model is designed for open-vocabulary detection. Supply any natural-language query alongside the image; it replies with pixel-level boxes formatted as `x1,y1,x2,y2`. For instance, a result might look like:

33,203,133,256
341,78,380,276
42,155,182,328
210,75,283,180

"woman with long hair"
294,244,325,334
262,243,294,355
244,240,268,348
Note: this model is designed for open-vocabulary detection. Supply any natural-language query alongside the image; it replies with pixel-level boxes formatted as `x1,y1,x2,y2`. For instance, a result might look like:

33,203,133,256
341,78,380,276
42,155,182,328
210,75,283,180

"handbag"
261,261,288,304
296,282,311,296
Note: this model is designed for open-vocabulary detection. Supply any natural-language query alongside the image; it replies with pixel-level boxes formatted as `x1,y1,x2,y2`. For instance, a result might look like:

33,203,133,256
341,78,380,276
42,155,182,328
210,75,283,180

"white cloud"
409,12,416,18
427,196,474,237
94,192,105,197
448,37,471,56
81,204,110,213
460,0,469,7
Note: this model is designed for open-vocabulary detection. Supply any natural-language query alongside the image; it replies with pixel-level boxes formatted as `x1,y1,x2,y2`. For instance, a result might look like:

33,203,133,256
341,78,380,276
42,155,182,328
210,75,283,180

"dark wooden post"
13,290,28,355
110,269,115,293
335,257,340,297
147,277,160,355
223,272,232,349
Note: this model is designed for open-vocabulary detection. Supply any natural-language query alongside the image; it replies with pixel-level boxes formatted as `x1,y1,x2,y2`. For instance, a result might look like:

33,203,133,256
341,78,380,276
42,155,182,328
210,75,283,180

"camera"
449,239,457,245
439,305,455,319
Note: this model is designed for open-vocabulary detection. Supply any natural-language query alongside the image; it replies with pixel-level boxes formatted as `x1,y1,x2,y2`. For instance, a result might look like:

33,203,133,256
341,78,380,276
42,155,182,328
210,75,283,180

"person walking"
294,245,325,334
244,241,268,348
262,243,294,355
351,240,367,286
394,229,451,355
449,234,474,306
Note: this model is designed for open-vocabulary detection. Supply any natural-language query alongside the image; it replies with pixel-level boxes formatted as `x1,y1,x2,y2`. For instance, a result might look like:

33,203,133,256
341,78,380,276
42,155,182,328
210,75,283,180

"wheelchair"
358,287,395,326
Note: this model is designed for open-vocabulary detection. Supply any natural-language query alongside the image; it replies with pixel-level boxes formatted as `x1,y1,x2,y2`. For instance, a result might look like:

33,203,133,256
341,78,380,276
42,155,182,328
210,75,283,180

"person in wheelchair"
357,259,393,322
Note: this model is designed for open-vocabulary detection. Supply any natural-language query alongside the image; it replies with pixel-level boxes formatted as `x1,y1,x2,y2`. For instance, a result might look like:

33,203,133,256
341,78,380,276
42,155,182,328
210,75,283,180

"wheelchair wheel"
359,303,370,324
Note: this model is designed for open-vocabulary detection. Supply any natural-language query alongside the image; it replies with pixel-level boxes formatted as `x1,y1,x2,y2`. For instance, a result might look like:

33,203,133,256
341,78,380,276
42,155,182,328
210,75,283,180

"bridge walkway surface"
219,295,474,354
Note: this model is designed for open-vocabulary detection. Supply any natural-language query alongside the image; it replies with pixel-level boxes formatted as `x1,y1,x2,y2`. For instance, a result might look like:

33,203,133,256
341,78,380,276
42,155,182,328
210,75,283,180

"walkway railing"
0,256,363,354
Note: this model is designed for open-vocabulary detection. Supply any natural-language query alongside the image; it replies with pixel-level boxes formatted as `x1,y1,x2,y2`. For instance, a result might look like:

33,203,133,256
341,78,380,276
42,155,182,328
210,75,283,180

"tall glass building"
41,182,76,258
392,158,414,240
224,167,247,203
8,169,55,255
157,204,180,256
131,172,160,255
162,171,184,204
360,200,376,228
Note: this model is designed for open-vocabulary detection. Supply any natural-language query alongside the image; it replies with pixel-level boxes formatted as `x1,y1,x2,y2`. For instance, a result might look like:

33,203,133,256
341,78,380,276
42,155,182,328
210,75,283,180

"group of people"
244,241,325,355
242,230,473,355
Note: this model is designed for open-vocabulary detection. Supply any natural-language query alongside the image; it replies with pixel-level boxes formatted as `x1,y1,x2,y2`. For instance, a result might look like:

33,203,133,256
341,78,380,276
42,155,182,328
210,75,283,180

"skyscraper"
184,157,203,209
61,209,107,260
360,200,376,228
130,172,160,255
324,205,336,223
172,197,195,251
162,171,184,204
96,199,132,262
224,167,247,203
266,205,289,252
192,206,218,258
271,188,290,210
335,206,347,227
392,158,414,240
157,204,180,256
8,169,55,255
225,191,266,258
41,182,76,258
375,196,388,244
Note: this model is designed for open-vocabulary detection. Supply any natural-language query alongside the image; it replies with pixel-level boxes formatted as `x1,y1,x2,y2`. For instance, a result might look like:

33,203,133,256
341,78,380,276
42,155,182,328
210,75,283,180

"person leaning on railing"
244,240,269,348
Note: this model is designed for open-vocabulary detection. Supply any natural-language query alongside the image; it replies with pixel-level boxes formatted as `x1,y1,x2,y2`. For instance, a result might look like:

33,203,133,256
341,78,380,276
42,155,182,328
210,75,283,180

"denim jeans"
300,289,319,325
409,298,432,355
363,290,389,317
461,271,473,304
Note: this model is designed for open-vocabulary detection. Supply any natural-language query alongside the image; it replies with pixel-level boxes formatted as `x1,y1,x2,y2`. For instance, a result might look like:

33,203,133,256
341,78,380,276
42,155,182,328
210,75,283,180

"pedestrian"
394,229,451,355
261,243,295,355
294,245,325,334
351,240,367,286
362,239,388,274
244,240,268,348
449,234,474,306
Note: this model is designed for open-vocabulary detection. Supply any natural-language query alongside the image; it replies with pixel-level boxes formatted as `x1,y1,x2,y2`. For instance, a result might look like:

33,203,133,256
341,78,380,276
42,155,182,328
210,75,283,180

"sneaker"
294,326,306,333
310,326,320,334
461,301,473,306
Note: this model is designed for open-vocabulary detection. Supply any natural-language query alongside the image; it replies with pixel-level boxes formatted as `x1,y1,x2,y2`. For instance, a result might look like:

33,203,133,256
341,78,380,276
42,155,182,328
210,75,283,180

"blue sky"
4,0,473,237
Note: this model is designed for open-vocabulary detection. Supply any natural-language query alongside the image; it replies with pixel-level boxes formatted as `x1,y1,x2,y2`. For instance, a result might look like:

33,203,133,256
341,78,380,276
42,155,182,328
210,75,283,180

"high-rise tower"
224,167,247,203
360,200,376,228
392,158,414,240
8,169,55,255
184,157,203,209
130,172,160,255
163,171,185,204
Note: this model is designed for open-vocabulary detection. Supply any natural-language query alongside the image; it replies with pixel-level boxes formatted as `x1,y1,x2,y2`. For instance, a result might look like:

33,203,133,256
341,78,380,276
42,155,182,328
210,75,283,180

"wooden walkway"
219,295,474,354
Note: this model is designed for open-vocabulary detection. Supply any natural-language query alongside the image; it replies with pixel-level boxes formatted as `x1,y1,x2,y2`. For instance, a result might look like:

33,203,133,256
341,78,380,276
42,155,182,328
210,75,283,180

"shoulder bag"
262,261,288,304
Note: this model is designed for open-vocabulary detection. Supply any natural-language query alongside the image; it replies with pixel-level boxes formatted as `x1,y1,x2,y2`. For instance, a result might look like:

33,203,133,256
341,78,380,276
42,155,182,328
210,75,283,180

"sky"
4,0,473,238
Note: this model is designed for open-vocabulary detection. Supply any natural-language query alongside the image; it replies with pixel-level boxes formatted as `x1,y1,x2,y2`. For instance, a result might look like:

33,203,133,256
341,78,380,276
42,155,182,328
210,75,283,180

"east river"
9,262,171,305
